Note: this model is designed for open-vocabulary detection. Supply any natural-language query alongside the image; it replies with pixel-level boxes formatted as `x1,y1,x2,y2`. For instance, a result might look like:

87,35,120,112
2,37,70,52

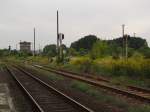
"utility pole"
59,33,64,59
33,28,35,56
125,35,128,60
39,44,41,55
56,10,65,63
134,33,136,37
8,45,11,51
57,10,59,55
8,45,11,54
122,24,125,58
16,44,18,51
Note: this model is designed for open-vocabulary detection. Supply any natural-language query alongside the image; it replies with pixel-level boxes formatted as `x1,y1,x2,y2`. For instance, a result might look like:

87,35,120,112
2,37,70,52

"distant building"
20,41,31,52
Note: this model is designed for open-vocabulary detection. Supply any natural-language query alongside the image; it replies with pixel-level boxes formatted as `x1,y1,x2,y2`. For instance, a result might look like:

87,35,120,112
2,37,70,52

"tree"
90,41,110,59
61,44,67,51
68,48,78,56
70,35,99,52
79,48,88,56
138,47,150,58
18,51,31,57
108,36,148,49
109,43,122,59
0,49,9,57
43,44,57,57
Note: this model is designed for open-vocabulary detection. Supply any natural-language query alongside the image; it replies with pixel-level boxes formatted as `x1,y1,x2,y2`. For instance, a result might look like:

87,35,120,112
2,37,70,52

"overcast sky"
0,0,150,50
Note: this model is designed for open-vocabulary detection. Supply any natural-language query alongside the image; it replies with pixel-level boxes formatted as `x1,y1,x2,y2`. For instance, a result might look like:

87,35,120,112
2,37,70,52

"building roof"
20,41,31,44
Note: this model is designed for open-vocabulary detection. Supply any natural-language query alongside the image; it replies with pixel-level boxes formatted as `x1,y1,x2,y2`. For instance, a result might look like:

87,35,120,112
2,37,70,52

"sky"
0,0,150,50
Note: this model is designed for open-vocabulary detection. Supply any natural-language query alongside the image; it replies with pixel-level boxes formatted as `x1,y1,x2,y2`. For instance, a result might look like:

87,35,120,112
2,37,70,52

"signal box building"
20,41,31,52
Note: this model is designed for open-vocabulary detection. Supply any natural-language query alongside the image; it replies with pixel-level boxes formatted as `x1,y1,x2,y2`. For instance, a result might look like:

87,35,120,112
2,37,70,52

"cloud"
0,0,150,49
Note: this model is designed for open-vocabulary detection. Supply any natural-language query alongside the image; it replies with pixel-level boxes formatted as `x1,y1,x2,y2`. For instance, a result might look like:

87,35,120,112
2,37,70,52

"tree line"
42,35,150,59
0,35,150,59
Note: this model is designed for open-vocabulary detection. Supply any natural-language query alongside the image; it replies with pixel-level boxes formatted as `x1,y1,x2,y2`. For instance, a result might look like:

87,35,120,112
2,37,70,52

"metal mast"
57,10,59,53
34,28,35,56
122,24,125,58
134,33,136,37
125,35,128,60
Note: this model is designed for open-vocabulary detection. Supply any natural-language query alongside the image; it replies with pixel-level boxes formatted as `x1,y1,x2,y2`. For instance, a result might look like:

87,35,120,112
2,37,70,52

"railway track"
36,65,110,83
33,64,150,103
54,67,150,98
6,66,94,112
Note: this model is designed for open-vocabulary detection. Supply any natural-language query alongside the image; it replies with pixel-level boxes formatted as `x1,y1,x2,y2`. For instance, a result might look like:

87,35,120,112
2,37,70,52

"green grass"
7,55,150,88
5,55,150,88
128,105,150,112
37,68,64,81
26,65,64,81
2,56,150,112
71,80,150,112
110,75,150,88
59,57,150,88
0,60,6,71
71,81,90,92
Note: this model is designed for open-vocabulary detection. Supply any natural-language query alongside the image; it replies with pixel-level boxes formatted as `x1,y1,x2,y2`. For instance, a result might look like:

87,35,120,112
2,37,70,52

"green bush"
111,58,150,78
71,81,90,92
71,58,94,73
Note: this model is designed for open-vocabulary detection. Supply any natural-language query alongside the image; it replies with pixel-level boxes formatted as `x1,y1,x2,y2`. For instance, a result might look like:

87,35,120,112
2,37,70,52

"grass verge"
71,80,150,112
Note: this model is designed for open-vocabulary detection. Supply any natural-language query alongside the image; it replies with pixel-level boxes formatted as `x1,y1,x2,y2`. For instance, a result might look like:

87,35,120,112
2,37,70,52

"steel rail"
37,65,150,94
6,66,44,112
33,65,150,103
12,65,94,112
